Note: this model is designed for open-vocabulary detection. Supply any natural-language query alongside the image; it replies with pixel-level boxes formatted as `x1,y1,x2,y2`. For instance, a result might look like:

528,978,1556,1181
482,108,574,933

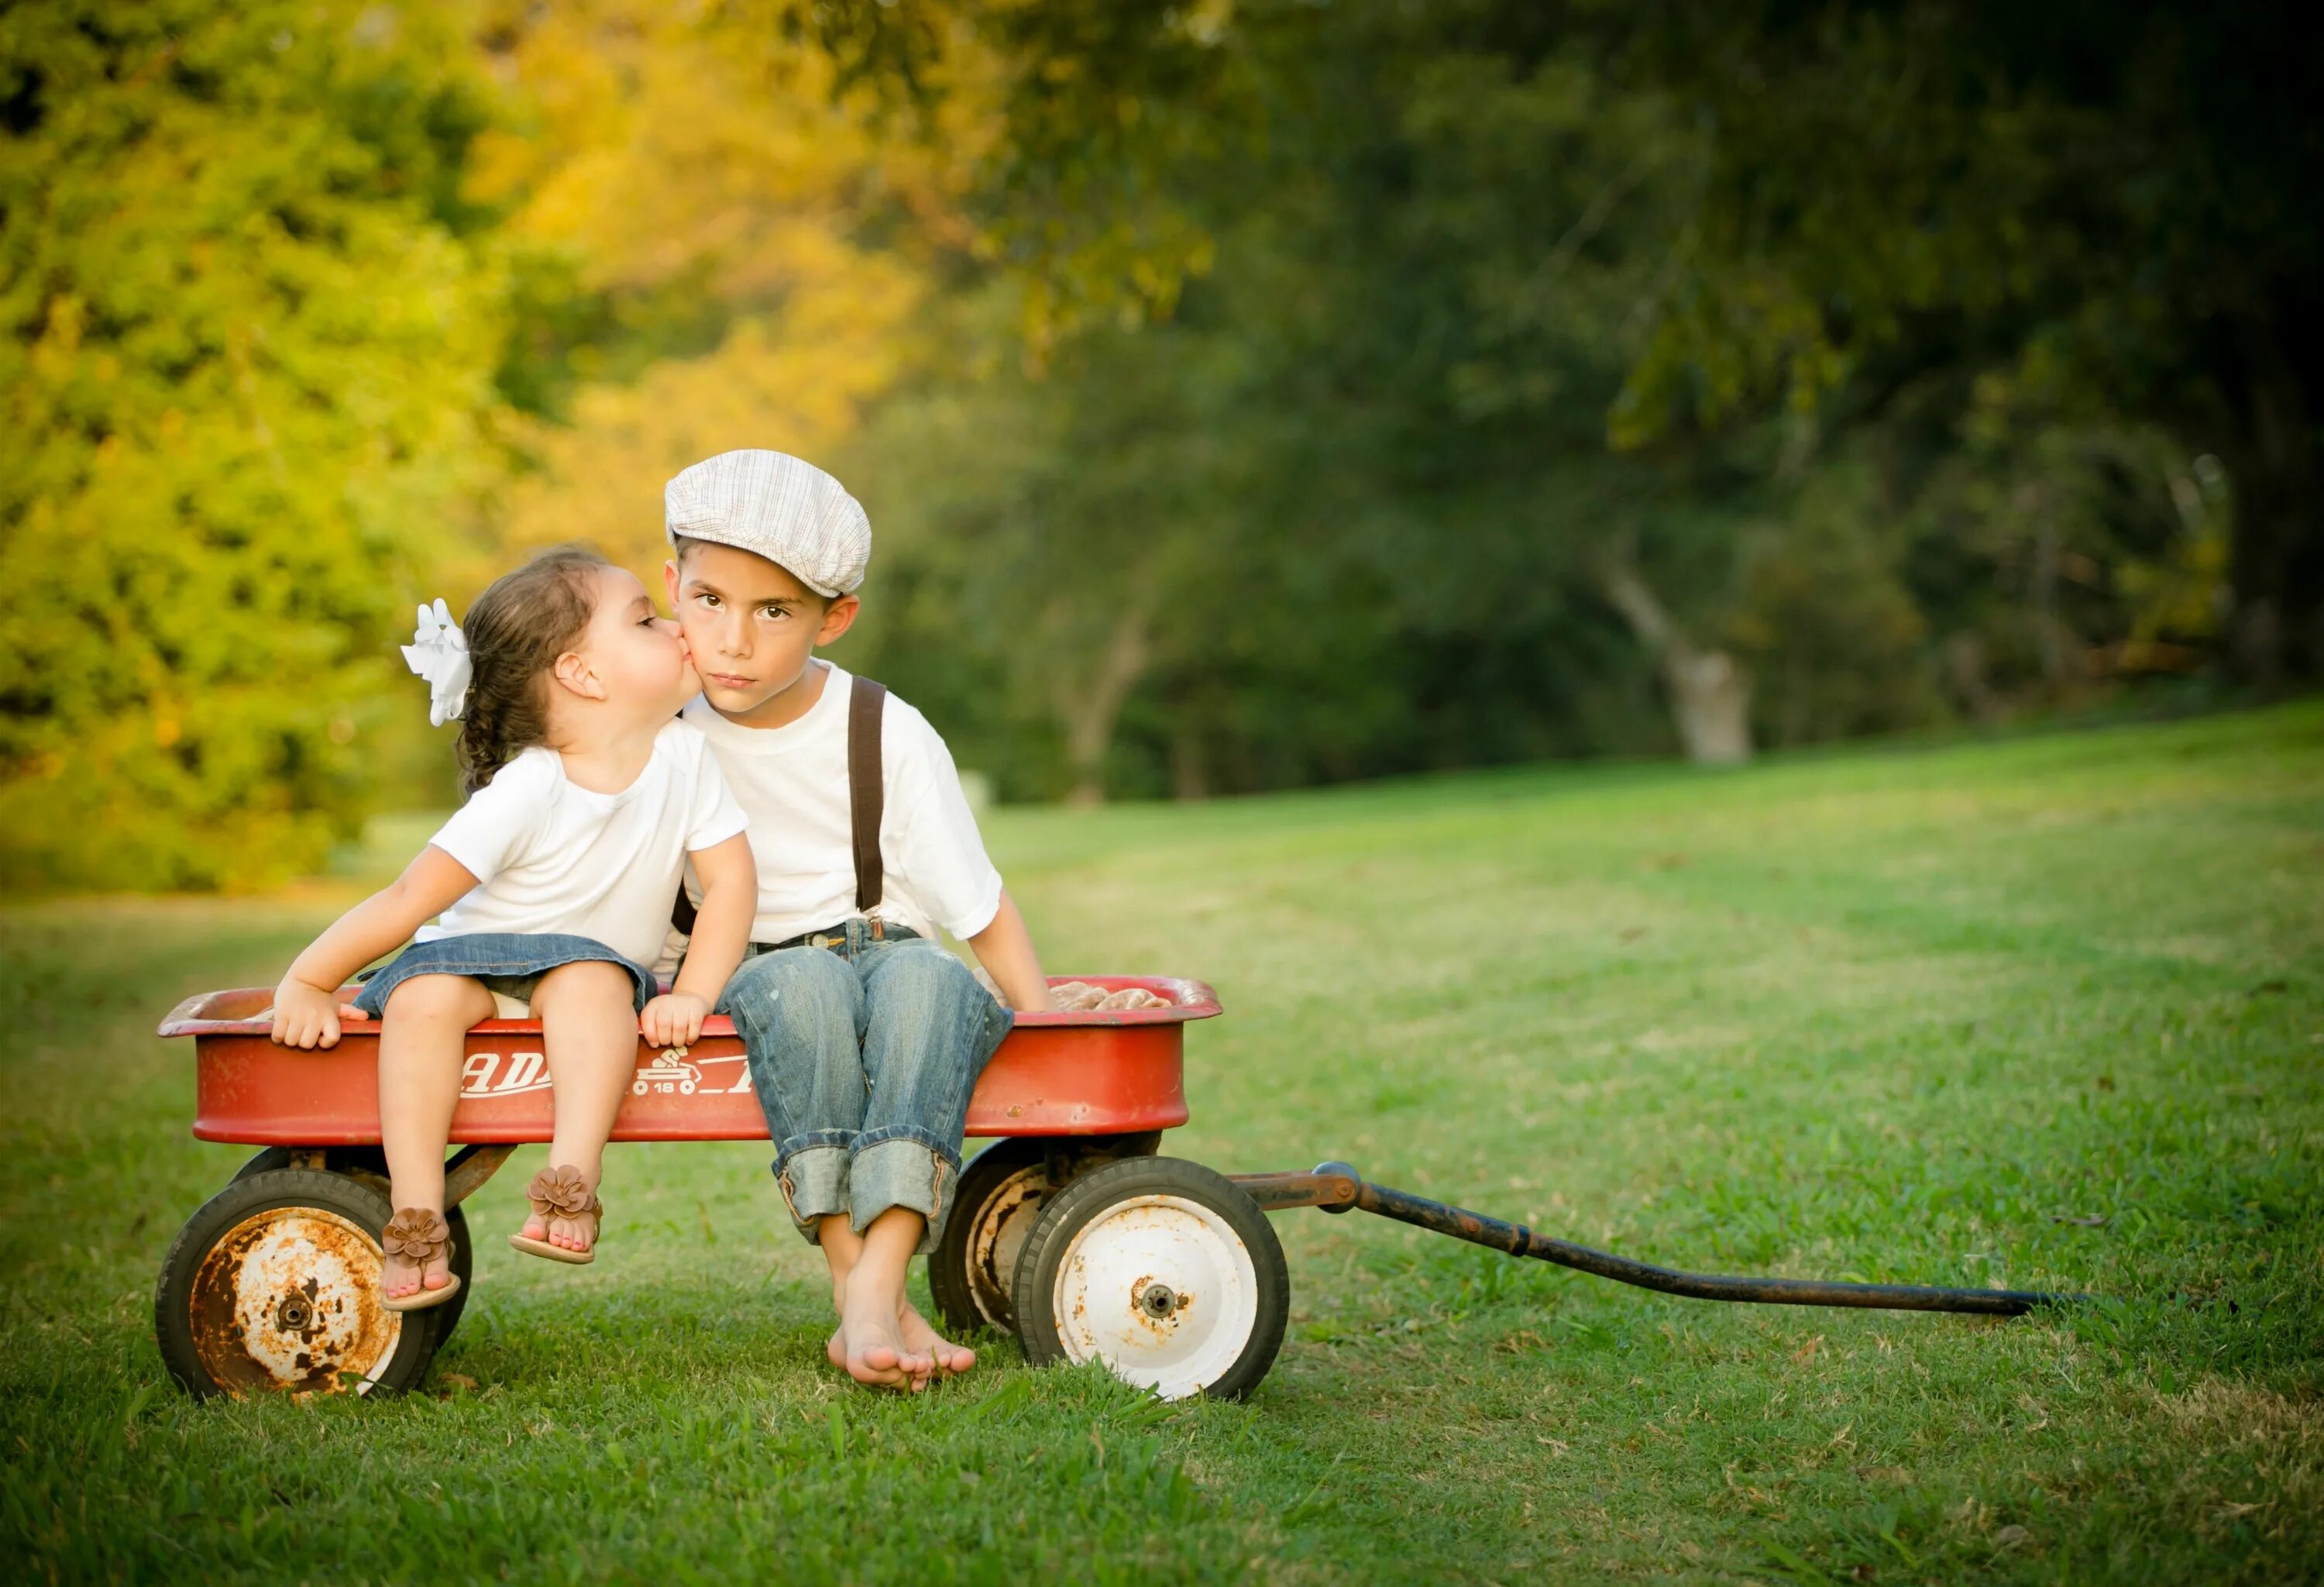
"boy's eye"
759,605,788,621
696,592,720,608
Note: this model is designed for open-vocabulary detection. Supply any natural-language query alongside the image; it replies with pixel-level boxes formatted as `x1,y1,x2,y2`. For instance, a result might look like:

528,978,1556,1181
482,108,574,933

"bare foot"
827,1303,973,1379
837,1272,932,1391
897,1302,975,1378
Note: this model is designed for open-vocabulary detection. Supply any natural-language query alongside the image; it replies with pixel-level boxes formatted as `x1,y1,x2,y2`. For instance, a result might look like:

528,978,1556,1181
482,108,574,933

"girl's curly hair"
454,545,611,795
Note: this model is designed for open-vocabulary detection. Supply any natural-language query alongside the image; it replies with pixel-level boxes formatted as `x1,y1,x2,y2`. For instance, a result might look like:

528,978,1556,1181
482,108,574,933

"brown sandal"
507,1165,602,1265
380,1208,463,1312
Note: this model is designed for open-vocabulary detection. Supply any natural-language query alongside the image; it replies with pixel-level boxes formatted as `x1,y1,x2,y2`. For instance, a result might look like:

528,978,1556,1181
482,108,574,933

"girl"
269,546,756,1310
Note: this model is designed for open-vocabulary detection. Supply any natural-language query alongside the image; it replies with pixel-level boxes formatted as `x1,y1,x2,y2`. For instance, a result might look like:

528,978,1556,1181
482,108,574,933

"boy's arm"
272,845,480,1049
965,888,1055,1011
648,831,755,1046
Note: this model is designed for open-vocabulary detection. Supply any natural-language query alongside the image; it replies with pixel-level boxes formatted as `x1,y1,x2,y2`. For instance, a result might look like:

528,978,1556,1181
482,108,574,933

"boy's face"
665,540,860,718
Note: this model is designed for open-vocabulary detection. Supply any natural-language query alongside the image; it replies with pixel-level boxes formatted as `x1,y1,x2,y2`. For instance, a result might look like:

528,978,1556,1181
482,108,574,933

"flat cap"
664,449,871,596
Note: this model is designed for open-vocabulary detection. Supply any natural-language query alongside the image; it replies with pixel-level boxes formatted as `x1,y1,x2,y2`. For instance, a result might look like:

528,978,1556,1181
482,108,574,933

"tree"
0,0,505,889
468,0,993,583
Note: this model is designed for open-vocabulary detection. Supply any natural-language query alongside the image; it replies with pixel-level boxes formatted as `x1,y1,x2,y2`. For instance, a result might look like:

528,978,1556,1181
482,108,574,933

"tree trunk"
1055,595,1157,807
1600,556,1754,766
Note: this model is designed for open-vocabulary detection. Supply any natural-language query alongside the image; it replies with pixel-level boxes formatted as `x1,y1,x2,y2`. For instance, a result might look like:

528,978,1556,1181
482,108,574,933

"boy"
662,449,1054,1392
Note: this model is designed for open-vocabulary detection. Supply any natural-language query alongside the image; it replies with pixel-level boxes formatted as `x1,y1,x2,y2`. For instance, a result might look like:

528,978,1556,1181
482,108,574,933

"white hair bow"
401,598,472,727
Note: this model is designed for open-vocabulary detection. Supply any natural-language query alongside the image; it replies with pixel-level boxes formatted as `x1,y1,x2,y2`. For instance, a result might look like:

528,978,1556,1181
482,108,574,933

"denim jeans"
716,921,1013,1255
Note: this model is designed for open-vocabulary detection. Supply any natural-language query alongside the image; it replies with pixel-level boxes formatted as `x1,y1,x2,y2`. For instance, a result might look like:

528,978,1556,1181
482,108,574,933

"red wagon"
157,971,2074,1403
156,974,1318,1402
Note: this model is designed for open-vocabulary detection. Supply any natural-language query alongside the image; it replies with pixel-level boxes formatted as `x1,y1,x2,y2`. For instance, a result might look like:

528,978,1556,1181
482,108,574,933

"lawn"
3,703,2320,1584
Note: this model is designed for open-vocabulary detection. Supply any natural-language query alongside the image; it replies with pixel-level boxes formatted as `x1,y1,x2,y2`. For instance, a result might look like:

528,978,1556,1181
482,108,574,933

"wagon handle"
1227,1162,2082,1318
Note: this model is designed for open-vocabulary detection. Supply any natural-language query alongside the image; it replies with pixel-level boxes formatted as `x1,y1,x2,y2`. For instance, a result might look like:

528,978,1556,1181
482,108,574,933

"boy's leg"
847,939,1014,1377
377,973,497,1299
718,946,871,1255
522,960,641,1254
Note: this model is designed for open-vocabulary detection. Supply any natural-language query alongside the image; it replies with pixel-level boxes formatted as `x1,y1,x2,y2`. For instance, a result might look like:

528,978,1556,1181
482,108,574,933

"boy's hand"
270,976,360,1049
641,992,710,1048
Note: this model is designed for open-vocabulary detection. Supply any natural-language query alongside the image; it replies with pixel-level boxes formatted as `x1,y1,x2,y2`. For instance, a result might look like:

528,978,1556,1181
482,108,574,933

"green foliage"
5,706,2322,1578
0,0,506,890
835,0,2291,793
5,0,2309,880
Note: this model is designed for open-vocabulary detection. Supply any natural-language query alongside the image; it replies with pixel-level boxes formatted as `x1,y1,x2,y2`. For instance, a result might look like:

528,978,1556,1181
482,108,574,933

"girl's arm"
644,831,755,1047
966,889,1055,1011
271,846,481,1050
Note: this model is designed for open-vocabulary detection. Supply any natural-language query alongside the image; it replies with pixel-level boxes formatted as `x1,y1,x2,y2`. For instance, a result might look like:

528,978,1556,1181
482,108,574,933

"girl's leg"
522,959,639,1254
377,973,496,1300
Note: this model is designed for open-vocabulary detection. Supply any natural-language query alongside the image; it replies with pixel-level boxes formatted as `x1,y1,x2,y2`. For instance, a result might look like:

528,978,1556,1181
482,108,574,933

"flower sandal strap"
506,1164,603,1266
380,1207,464,1313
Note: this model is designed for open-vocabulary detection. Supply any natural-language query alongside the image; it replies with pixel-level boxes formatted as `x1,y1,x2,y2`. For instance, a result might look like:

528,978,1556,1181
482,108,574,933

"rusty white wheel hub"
968,1164,1050,1327
1050,1193,1257,1401
188,1207,406,1396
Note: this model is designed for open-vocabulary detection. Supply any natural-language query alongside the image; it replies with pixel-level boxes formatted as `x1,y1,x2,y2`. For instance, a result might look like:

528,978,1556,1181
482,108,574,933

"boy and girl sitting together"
268,449,1050,1393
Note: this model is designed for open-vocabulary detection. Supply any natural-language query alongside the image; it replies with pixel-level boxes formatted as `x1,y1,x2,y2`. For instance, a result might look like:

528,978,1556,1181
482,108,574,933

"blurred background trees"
3,0,2315,884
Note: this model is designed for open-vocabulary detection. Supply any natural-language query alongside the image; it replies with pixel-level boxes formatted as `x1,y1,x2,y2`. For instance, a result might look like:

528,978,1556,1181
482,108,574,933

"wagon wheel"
1010,1157,1288,1402
928,1139,1052,1336
231,1147,475,1343
929,1132,1166,1337
156,1167,443,1399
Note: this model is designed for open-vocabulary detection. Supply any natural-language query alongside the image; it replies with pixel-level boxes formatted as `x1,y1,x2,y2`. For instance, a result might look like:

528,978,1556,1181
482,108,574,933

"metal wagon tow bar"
1229,1162,2077,1317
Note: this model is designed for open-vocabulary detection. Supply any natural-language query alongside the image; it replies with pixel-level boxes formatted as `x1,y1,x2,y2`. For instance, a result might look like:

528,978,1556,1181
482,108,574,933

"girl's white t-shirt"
680,662,1003,946
419,719,748,968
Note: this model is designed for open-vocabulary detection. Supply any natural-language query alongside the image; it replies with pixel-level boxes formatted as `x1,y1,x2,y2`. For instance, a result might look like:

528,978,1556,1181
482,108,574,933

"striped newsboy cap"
664,449,871,596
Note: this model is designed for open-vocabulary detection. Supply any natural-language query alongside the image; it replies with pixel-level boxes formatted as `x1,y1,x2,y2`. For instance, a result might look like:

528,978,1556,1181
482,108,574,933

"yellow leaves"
470,0,999,587
470,0,986,297
500,298,922,580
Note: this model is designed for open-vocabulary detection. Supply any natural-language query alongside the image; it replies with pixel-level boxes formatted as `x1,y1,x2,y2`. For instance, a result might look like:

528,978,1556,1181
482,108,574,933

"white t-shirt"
682,662,1004,945
421,719,748,969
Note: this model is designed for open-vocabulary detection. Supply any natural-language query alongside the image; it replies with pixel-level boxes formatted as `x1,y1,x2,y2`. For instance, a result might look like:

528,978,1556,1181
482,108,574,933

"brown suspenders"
846,674,887,931
670,673,887,940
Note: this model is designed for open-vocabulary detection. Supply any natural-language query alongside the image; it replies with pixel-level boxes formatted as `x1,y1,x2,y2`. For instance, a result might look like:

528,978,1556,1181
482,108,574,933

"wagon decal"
456,1047,754,1100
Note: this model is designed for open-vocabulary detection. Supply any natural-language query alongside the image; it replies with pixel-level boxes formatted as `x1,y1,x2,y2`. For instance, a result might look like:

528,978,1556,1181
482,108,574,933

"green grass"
5,704,2322,1583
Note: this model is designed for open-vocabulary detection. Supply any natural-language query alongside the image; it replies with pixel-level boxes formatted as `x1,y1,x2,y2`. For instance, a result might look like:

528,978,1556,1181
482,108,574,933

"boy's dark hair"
455,544,610,795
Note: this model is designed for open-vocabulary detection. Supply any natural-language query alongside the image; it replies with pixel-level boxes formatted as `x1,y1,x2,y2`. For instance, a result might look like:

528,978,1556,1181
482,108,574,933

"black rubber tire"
230,1148,474,1343
156,1167,442,1399
928,1138,1051,1336
1011,1156,1289,1402
929,1133,1167,1337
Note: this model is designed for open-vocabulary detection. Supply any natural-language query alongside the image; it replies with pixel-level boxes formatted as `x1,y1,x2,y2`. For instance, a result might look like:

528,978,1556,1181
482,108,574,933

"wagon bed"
160,974,1218,1146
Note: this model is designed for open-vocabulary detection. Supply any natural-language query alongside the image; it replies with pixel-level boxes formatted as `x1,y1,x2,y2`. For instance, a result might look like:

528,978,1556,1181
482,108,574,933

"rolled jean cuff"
772,1136,853,1238
850,1127,961,1256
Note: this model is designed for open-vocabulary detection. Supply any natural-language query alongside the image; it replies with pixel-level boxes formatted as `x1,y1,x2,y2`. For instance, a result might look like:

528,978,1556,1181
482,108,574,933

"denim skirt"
351,931,658,1020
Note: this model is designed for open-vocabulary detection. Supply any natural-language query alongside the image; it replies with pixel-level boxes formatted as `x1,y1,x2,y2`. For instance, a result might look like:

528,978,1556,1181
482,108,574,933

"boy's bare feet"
836,1269,932,1391
896,1303,974,1377
827,1301,975,1379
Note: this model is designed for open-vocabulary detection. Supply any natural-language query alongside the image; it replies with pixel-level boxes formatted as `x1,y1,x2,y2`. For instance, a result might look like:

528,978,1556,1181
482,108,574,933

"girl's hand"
271,977,361,1049
641,992,709,1048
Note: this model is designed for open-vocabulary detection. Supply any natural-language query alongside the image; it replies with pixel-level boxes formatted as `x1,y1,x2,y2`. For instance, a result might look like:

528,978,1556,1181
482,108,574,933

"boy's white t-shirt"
421,719,748,969
681,661,1003,946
